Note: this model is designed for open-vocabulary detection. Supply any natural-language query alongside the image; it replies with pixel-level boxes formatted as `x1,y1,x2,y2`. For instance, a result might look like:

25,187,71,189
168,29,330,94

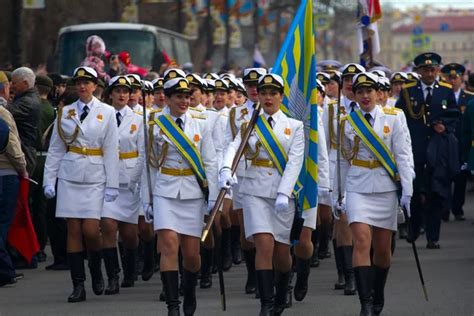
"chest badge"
284,128,291,136
96,114,103,122
130,124,137,134
239,108,248,120
383,125,390,138
66,109,76,119
193,134,200,142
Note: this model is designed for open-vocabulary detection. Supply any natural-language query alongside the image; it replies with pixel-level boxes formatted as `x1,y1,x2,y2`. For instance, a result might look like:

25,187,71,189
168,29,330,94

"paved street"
1,192,473,316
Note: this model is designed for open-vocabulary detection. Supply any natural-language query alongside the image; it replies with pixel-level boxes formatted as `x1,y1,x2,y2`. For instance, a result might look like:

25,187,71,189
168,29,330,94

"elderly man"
6,67,42,175
0,70,28,286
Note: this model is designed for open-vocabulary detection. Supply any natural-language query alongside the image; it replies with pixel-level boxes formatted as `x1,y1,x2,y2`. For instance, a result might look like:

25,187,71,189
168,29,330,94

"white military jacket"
44,96,119,188
223,109,304,199
150,107,218,201
341,105,414,196
116,106,145,185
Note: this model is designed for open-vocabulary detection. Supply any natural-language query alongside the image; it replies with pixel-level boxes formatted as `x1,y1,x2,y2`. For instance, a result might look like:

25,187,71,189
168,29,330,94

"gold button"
179,168,184,175
268,172,273,176
268,161,273,167
81,147,87,154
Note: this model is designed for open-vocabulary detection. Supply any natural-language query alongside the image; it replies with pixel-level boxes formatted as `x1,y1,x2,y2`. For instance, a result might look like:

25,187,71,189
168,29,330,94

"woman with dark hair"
339,72,413,315
43,66,119,303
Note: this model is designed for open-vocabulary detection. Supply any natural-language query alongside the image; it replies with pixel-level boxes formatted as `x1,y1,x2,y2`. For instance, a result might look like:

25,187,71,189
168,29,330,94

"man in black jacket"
7,67,41,175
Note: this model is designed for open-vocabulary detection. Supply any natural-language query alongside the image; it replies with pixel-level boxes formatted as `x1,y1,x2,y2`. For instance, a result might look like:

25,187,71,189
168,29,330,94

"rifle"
402,206,429,302
201,102,261,242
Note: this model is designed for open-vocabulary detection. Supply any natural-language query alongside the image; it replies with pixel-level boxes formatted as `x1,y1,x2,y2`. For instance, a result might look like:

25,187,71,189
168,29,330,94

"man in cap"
7,67,42,175
224,67,266,296
440,63,474,222
396,52,458,249
29,75,56,263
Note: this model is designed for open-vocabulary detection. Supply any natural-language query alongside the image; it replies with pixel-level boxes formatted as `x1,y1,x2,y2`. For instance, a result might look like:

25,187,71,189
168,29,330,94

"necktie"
350,102,357,113
425,87,432,105
116,112,122,127
267,116,274,129
176,117,184,130
364,113,372,126
80,105,89,122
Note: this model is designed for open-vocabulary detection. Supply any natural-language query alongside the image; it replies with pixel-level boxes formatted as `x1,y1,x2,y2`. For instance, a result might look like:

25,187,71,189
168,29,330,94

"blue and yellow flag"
272,0,318,213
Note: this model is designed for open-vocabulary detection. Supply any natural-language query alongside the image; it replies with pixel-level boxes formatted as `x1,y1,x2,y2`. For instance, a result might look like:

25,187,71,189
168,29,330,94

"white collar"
78,97,95,111
421,81,435,90
263,109,283,123
115,106,127,118
165,107,186,124
360,106,377,120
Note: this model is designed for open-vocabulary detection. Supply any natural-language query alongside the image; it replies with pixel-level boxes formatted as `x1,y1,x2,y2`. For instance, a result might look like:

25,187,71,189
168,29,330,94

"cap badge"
77,69,85,76
118,78,126,84
348,66,356,73
358,76,367,83
264,76,273,83
169,72,177,79
249,72,257,79
179,81,188,88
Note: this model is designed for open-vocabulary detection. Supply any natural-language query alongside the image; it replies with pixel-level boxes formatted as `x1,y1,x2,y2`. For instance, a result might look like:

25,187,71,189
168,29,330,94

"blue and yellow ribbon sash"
347,110,400,182
155,115,209,198
254,115,301,196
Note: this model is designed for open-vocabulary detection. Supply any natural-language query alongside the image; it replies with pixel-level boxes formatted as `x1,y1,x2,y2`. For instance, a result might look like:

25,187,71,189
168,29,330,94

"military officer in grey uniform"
220,74,305,315
43,66,120,302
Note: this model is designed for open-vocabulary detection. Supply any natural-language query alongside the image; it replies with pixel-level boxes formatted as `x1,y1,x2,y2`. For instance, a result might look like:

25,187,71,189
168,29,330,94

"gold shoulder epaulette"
328,99,338,105
133,110,143,116
403,82,417,89
340,116,348,121
383,107,398,115
207,108,217,112
191,114,207,120
439,81,452,89
464,90,474,96
190,106,204,112
149,108,163,114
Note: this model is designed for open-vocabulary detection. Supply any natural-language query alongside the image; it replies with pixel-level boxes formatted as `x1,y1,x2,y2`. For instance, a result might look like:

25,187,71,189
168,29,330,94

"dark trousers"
46,192,67,264
46,193,67,264
0,175,20,281
30,156,47,250
410,164,427,239
451,172,467,216
425,193,444,242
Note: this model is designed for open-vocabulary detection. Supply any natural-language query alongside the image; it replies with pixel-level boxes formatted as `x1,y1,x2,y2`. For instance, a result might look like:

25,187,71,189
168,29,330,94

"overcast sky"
383,0,474,10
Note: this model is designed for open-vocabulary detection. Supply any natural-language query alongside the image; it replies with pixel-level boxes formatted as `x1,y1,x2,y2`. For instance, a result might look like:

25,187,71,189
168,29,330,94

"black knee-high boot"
354,266,374,316
242,249,257,294
182,270,198,316
294,257,311,301
161,271,181,316
341,246,356,295
88,250,104,295
256,270,274,316
199,247,213,289
274,271,291,315
142,240,155,281
318,224,331,259
334,241,345,290
67,252,86,303
310,230,320,267
121,248,137,288
103,247,120,295
230,225,242,264
221,228,232,271
372,266,390,315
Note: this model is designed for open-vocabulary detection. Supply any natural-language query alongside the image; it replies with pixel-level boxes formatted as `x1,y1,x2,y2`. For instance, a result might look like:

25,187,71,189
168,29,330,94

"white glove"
274,193,289,215
400,195,411,218
207,200,216,214
461,163,468,171
128,181,139,195
104,187,119,202
44,185,56,199
218,168,237,190
332,198,346,220
144,204,154,223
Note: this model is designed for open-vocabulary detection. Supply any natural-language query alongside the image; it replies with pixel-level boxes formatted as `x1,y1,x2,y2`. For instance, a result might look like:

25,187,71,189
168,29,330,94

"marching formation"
1,49,472,316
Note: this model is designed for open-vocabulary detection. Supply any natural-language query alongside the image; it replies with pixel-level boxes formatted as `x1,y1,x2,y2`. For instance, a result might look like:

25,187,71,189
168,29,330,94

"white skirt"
56,179,105,219
302,207,317,230
102,184,142,224
242,195,295,245
232,176,244,210
153,195,206,238
346,191,398,231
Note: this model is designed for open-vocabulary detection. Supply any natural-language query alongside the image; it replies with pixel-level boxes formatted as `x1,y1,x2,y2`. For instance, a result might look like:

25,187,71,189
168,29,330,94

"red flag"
7,178,40,264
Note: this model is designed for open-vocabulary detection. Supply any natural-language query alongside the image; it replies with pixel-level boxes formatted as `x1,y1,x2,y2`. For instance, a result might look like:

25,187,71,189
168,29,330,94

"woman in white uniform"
340,72,413,316
100,76,144,294
43,66,119,302
220,74,305,315
147,77,218,316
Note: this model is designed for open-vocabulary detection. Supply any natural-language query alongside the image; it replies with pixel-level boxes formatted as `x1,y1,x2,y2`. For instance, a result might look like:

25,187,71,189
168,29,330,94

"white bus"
54,22,191,76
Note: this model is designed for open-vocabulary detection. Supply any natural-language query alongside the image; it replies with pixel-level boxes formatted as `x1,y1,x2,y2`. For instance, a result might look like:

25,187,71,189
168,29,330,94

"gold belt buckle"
179,168,185,176
368,160,377,169
267,160,273,168
81,147,87,155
